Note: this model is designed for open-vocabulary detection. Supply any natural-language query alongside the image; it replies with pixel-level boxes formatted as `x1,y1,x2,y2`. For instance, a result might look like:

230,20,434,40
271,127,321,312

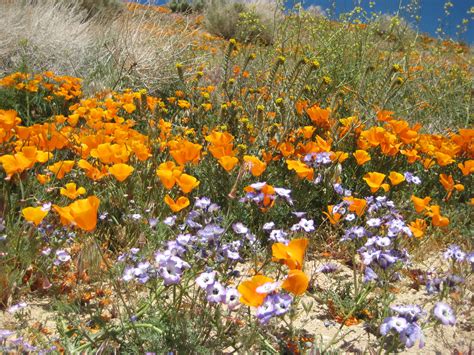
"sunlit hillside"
0,0,472,353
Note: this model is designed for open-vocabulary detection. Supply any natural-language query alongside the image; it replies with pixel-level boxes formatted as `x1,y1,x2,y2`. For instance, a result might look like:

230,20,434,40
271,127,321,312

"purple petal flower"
206,282,226,303
196,271,216,289
317,263,339,273
433,302,456,326
224,287,241,310
232,222,248,234
380,316,408,336
163,215,176,226
263,222,275,231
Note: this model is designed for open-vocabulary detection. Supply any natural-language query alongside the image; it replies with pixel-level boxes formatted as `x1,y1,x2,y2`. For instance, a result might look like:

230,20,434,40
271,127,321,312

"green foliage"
168,0,205,13
204,0,279,44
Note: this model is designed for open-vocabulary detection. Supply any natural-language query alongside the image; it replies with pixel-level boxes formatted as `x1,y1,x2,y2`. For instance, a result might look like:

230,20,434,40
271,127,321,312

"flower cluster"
380,304,425,349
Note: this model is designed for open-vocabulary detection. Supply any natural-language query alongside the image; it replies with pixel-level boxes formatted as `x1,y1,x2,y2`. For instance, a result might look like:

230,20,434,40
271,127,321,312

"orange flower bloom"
426,205,449,227
401,149,420,164
0,152,34,177
109,163,134,182
363,172,389,193
409,219,427,238
286,160,314,180
60,182,86,199
323,205,342,224
458,160,474,176
22,206,48,226
411,195,431,213
353,150,371,165
78,160,107,181
243,155,267,177
238,275,274,307
435,152,455,167
37,174,51,184
169,139,202,165
298,125,316,139
376,110,394,122
48,160,75,179
281,269,309,296
332,151,349,163
176,173,200,193
306,105,331,129
343,197,367,216
272,238,308,270
164,195,190,212
156,161,183,189
388,171,405,186
439,174,464,199
218,156,239,172
53,196,100,232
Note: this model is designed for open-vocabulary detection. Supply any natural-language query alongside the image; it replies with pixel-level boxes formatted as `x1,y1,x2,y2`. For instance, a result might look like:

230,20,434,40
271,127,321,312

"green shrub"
168,0,205,13
204,0,280,44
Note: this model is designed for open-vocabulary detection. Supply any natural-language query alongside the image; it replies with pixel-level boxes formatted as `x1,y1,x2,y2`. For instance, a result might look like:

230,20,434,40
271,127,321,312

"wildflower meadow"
0,0,472,353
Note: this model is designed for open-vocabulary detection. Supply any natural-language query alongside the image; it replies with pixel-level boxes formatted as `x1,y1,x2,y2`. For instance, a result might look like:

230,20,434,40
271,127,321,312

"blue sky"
299,0,473,43
137,0,473,43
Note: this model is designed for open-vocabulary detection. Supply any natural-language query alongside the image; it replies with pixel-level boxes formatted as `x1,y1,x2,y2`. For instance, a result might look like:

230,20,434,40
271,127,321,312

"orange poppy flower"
78,159,107,181
22,206,48,226
37,174,51,184
169,139,202,165
53,196,100,232
60,182,86,199
353,150,371,165
109,163,134,182
400,149,420,164
295,100,308,115
48,160,75,179
426,205,449,227
323,205,342,224
343,197,367,216
435,152,454,167
272,238,308,270
237,275,274,307
376,110,394,122
281,269,309,296
243,155,267,177
409,219,426,238
122,103,136,114
176,173,200,193
439,174,464,199
422,158,435,170
363,172,389,193
332,151,349,163
306,105,331,129
164,195,190,212
388,171,405,186
299,125,316,139
0,152,34,177
286,160,314,180
458,160,474,176
218,156,239,172
411,195,431,213
156,162,183,189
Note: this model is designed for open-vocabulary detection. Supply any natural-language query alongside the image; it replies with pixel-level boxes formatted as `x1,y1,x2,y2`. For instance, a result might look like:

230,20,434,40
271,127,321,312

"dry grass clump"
0,0,198,93
204,0,281,44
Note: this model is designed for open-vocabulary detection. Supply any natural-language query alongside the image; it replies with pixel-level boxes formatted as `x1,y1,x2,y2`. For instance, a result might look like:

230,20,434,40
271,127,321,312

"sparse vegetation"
0,0,472,353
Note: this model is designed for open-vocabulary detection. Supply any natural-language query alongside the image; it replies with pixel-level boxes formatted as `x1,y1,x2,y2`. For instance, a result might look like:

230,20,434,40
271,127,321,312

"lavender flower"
206,282,226,303
433,302,456,326
224,288,241,310
317,263,339,273
54,249,71,265
443,245,465,262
